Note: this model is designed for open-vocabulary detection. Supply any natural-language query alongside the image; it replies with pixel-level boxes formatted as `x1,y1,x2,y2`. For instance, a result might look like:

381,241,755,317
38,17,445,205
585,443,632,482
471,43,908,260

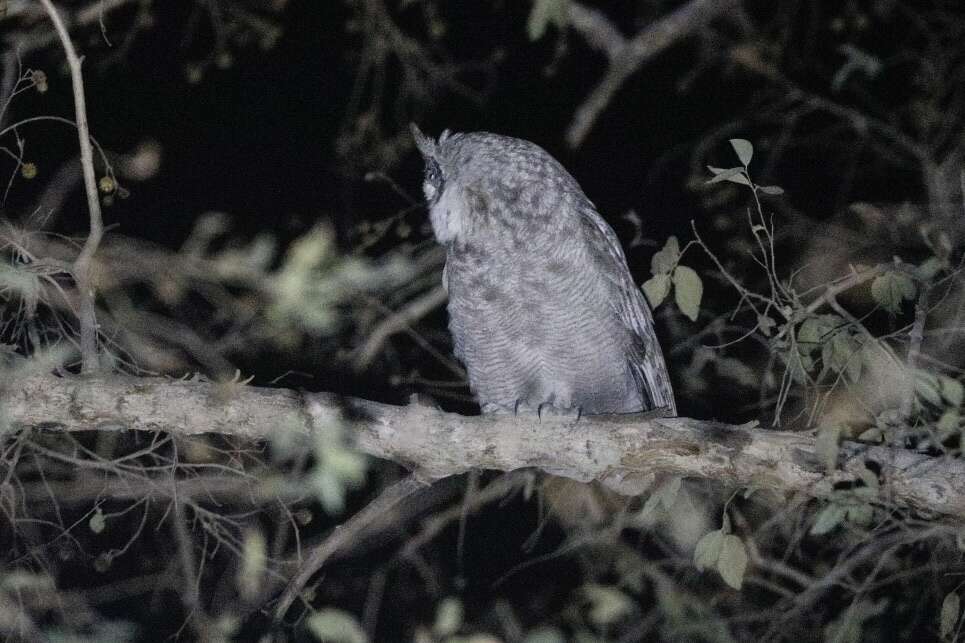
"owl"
411,125,676,417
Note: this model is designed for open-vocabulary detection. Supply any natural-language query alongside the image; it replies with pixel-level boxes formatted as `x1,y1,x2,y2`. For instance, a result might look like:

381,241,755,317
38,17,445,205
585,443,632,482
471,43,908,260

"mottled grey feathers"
412,125,676,416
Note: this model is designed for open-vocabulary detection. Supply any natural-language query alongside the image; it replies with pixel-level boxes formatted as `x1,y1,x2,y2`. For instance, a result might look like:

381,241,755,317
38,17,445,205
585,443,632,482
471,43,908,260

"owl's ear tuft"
410,123,437,157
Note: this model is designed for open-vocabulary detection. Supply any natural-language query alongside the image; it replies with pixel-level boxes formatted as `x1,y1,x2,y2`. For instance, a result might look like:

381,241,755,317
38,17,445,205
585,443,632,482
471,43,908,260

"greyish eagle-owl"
411,125,676,418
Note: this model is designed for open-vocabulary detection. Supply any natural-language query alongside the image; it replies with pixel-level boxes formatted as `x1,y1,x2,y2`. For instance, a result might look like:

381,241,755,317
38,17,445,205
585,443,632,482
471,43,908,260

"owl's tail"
631,338,677,417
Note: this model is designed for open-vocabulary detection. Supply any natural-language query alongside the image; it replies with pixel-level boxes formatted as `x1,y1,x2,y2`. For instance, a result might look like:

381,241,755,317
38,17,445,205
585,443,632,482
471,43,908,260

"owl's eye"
423,158,443,203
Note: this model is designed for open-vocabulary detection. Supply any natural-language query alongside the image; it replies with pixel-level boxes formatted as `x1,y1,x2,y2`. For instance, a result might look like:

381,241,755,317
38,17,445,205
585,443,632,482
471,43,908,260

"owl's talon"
481,402,519,415
537,403,582,422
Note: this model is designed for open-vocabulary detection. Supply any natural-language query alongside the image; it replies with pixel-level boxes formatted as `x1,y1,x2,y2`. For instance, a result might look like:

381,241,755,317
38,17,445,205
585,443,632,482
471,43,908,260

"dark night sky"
12,1,748,250
8,1,939,247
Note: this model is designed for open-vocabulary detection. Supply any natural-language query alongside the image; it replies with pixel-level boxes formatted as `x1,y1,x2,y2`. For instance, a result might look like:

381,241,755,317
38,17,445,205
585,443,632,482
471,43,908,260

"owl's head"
410,124,584,246
410,123,451,207
411,123,474,245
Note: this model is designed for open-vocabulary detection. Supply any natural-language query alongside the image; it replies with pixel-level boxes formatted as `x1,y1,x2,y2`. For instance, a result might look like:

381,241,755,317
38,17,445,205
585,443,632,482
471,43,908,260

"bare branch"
901,286,930,419
37,0,105,372
566,3,626,59
352,285,448,372
272,475,427,623
566,0,740,147
7,375,965,519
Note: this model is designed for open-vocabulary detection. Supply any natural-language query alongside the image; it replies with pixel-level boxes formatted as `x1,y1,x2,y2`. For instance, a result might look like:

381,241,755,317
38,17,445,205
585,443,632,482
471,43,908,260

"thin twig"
900,285,930,419
37,0,105,373
566,0,740,147
272,474,428,623
353,285,448,371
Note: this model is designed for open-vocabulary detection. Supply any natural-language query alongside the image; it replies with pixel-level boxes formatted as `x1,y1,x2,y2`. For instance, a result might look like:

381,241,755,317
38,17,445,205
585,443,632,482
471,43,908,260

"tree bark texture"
5,374,965,518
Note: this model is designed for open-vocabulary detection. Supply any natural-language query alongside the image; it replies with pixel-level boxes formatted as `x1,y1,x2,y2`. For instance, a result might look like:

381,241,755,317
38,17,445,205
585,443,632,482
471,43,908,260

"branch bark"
6,374,965,518
38,0,105,373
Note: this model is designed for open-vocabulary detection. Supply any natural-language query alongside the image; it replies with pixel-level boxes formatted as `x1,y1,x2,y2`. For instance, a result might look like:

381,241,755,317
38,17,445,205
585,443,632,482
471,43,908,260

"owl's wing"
578,205,677,415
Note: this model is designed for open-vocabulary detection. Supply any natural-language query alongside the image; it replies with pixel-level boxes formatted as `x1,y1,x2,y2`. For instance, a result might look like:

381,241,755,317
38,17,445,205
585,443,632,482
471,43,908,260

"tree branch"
352,284,448,372
38,0,105,373
7,374,965,519
566,0,740,147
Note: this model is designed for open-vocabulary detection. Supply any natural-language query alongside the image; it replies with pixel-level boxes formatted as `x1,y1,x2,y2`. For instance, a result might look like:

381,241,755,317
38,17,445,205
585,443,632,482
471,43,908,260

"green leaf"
716,357,758,387
582,584,634,626
941,592,961,640
857,466,880,492
846,503,873,527
844,341,864,383
673,265,703,322
237,529,267,601
940,375,964,407
527,0,570,40
651,236,680,275
637,492,663,525
522,627,567,643
757,314,776,336
0,572,55,593
0,263,41,318
614,551,646,594
89,508,106,534
825,599,888,643
705,166,751,186
652,577,686,621
658,477,681,509
717,535,748,590
636,477,681,524
729,139,754,166
642,273,672,308
938,409,960,436
815,424,842,473
757,185,785,195
871,271,916,314
917,256,944,280
797,315,842,358
433,597,463,638
787,350,811,384
694,529,724,571
796,318,822,348
306,608,367,643
311,470,348,514
706,165,736,175
810,503,847,536
916,370,943,407
326,447,369,483
822,330,862,382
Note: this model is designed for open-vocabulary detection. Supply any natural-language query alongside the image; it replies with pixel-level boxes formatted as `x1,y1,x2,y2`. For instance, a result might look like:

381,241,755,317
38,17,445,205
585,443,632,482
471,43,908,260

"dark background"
11,0,940,408
3,1,963,640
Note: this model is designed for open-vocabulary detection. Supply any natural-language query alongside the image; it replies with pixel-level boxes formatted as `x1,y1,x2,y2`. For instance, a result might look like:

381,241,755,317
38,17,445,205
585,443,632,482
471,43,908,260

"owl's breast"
443,240,643,413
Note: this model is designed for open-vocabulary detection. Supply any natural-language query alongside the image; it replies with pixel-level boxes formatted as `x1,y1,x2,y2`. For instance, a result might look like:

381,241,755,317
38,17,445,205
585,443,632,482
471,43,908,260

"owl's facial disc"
422,158,444,204
423,180,437,201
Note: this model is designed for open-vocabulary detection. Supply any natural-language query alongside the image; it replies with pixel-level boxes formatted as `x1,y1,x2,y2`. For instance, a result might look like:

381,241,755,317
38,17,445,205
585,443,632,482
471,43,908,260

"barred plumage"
412,125,676,416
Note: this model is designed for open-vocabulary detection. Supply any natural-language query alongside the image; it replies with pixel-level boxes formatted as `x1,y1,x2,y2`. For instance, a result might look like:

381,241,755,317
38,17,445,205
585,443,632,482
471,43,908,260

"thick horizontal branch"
6,374,965,518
